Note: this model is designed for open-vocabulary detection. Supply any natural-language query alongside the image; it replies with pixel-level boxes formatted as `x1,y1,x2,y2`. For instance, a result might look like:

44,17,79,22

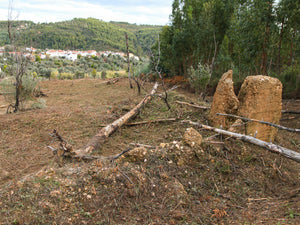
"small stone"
125,147,148,162
183,127,203,147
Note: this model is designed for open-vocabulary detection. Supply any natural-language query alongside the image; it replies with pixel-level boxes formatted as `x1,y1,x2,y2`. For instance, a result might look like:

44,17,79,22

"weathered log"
181,120,300,163
216,113,300,132
175,100,209,110
75,82,159,156
0,104,9,108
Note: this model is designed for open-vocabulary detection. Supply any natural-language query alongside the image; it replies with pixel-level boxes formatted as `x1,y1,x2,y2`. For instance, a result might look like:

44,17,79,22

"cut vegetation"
0,78,299,224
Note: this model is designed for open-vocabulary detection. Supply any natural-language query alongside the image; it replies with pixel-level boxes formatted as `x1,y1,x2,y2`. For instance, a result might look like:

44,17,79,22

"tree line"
153,0,299,97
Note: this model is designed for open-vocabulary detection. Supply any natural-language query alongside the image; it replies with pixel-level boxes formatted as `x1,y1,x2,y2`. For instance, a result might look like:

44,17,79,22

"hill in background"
0,18,162,55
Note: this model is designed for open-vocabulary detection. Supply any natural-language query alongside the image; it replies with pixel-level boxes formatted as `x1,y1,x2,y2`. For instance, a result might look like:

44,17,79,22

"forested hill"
0,18,162,55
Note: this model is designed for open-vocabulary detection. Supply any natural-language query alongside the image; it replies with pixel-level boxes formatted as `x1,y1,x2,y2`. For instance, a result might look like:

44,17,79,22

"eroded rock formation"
209,72,282,142
209,70,239,128
237,75,282,142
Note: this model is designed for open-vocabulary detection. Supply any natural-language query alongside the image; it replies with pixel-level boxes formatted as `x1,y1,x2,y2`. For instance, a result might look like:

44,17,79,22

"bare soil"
0,78,299,224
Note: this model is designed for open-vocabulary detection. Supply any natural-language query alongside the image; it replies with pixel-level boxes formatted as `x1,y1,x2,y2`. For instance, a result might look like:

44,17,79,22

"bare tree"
125,33,133,89
6,0,28,113
151,34,171,110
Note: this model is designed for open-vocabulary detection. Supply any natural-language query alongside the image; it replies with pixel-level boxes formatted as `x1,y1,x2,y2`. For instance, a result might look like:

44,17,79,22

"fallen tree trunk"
181,120,300,163
216,113,300,132
175,100,209,110
75,82,159,156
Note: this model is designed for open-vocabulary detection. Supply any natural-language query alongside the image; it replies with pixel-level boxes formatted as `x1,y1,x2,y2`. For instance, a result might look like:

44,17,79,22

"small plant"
50,70,59,79
101,71,107,79
59,72,74,80
187,63,211,98
91,68,97,79
31,98,46,109
1,74,39,111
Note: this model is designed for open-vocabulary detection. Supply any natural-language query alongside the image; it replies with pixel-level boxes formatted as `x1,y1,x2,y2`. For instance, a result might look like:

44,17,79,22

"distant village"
0,46,140,61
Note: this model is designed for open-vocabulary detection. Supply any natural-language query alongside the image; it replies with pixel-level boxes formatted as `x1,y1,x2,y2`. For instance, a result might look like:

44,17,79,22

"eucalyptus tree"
158,0,235,76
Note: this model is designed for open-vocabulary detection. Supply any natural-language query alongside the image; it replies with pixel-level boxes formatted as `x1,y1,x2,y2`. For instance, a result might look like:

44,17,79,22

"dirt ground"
0,78,299,224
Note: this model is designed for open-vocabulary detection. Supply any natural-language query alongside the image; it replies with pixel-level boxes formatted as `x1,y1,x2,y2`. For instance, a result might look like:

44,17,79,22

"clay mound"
237,75,282,142
209,70,239,128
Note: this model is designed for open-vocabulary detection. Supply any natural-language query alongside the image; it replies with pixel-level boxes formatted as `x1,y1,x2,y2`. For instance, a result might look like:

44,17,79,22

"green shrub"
59,72,74,80
20,74,39,102
50,70,59,79
91,68,97,79
187,63,211,96
277,66,300,98
31,98,46,109
101,71,107,79
75,71,85,79
0,75,39,109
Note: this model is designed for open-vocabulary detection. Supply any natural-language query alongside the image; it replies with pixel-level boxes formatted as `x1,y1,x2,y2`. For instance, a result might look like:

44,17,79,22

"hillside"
0,18,162,55
0,78,299,224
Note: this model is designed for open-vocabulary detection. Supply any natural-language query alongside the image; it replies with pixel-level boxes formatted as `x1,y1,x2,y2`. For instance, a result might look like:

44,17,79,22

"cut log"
75,82,159,156
216,113,300,132
181,120,300,163
175,100,209,110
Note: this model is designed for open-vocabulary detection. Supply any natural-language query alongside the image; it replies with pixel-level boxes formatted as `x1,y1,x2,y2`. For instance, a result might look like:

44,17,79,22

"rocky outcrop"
209,70,239,128
237,75,282,142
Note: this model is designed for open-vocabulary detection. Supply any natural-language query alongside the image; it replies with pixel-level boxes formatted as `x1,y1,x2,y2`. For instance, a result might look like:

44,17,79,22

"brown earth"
0,78,299,224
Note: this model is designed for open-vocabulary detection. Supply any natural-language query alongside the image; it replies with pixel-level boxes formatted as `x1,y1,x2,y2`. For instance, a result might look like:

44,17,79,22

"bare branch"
181,120,300,163
175,100,209,110
125,32,133,89
126,118,177,126
216,113,300,132
281,110,300,114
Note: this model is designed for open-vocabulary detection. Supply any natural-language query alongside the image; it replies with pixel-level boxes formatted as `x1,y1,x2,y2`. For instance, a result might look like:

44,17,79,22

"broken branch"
281,110,300,114
216,113,300,132
175,100,209,110
126,118,177,126
181,120,300,163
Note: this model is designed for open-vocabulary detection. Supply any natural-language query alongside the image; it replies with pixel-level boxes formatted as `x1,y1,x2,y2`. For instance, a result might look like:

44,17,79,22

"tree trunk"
125,33,133,89
260,25,270,75
288,28,296,66
14,76,21,113
277,18,284,75
75,82,159,156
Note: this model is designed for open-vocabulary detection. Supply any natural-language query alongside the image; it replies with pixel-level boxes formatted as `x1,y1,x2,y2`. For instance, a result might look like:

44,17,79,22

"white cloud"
0,0,173,25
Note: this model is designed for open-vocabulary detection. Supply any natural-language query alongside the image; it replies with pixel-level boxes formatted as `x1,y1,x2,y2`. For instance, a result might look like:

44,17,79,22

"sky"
0,0,173,25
